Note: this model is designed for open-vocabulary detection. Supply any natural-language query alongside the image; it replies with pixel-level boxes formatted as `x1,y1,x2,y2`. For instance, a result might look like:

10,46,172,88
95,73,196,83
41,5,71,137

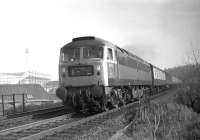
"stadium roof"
46,81,59,86
0,72,25,76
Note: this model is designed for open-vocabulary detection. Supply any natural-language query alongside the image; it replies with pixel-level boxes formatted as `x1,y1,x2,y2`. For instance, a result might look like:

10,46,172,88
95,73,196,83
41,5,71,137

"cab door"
107,47,117,85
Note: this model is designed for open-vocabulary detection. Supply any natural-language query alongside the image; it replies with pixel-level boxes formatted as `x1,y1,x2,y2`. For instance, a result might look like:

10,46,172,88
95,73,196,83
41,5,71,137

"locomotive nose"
56,87,67,101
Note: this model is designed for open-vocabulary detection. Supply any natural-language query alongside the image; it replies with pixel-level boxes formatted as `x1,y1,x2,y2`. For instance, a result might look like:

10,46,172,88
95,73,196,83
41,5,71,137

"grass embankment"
122,85,200,140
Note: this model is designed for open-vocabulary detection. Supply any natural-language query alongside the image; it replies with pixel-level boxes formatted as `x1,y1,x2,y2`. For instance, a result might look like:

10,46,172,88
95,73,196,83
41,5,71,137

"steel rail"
0,105,66,131
6,105,65,118
0,113,73,136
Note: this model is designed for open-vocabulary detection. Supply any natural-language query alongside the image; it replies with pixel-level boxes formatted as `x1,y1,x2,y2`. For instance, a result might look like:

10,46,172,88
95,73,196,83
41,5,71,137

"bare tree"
189,42,200,74
191,48,200,73
144,102,162,140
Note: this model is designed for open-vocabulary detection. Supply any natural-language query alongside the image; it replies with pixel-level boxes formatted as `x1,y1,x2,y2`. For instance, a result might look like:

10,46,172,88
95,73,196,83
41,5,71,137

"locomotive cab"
58,41,115,87
56,37,117,112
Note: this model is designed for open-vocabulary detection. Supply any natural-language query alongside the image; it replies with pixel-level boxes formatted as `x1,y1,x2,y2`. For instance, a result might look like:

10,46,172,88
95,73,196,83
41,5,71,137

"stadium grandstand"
0,71,52,102
0,71,50,88
0,84,49,102
0,71,61,102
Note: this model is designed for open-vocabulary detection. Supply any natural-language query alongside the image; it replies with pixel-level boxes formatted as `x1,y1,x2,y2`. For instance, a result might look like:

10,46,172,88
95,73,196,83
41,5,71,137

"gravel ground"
152,88,178,104
0,116,45,131
75,115,126,140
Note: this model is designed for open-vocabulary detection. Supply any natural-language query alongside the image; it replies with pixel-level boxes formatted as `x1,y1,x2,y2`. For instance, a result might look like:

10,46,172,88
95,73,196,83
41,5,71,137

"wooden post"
2,95,5,116
139,95,141,120
13,94,16,114
22,93,25,112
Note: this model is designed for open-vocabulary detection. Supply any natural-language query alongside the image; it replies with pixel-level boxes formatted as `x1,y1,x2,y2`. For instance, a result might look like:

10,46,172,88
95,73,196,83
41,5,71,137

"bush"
123,102,200,140
175,83,200,113
182,116,200,140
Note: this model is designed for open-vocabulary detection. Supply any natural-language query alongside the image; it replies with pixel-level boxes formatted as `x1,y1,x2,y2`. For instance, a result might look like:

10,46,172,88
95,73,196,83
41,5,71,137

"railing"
0,94,26,116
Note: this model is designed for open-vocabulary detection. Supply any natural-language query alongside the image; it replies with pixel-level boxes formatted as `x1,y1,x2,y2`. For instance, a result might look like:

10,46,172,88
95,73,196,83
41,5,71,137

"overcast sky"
0,0,199,80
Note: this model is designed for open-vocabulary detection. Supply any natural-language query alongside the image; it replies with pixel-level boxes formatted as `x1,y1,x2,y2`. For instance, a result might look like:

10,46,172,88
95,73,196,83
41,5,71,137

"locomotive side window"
127,56,137,69
107,48,113,60
61,53,64,61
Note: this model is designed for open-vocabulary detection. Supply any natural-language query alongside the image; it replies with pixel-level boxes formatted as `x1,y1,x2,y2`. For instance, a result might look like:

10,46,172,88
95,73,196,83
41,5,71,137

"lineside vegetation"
123,100,200,140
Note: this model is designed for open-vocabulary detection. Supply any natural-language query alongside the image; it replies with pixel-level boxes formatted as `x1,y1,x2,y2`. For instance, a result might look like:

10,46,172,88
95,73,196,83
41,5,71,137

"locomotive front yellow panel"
59,41,107,87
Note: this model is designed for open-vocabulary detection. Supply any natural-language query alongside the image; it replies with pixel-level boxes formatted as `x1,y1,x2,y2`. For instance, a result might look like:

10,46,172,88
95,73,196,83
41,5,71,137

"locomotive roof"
62,36,111,48
62,36,149,63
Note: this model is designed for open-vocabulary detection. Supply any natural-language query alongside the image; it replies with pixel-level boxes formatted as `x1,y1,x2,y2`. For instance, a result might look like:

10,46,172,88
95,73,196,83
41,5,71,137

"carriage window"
107,48,113,60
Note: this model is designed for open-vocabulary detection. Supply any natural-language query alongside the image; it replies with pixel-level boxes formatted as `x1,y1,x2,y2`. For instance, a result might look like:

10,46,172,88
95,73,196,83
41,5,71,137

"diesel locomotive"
56,36,181,112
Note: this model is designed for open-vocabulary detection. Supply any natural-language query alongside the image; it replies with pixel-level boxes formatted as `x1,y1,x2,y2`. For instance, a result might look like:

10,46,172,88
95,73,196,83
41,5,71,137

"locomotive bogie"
104,85,151,109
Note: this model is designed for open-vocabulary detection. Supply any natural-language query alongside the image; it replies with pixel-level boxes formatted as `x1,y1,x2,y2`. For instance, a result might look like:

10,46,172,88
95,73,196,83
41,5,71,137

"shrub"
123,102,200,140
181,116,200,140
175,83,200,113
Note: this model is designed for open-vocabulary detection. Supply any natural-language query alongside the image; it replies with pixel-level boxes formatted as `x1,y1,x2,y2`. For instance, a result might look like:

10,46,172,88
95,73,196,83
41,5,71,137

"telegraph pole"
25,48,29,84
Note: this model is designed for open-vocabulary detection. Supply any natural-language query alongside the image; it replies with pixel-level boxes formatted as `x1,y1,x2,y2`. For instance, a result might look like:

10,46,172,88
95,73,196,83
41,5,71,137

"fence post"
22,93,25,112
13,94,15,114
2,95,5,116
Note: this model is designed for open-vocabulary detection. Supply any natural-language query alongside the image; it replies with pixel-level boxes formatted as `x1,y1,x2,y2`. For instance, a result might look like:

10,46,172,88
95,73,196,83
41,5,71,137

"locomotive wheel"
106,90,120,110
120,87,132,104
126,88,133,103
118,99,125,107
84,97,101,113
99,95,108,112
117,89,125,107
126,93,132,103
73,95,84,113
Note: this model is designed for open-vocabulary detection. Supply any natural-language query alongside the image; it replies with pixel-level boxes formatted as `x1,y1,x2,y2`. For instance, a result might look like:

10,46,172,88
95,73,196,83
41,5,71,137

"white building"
0,71,50,88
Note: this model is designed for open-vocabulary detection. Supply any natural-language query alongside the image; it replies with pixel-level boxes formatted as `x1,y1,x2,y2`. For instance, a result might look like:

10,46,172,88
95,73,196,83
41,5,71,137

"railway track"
6,105,65,118
0,89,173,140
0,105,67,131
0,115,33,131
0,113,76,140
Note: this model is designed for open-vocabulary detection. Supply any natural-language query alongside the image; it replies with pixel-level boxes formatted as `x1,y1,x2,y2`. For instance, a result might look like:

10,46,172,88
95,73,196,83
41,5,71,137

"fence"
0,94,26,116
